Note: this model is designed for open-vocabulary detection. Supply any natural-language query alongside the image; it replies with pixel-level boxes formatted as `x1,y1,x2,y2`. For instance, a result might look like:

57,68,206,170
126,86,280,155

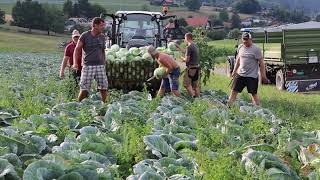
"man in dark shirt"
176,33,200,97
60,30,82,80
73,17,108,103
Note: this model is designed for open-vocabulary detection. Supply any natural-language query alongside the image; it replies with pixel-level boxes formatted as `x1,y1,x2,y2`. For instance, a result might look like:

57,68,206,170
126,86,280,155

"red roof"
185,16,209,27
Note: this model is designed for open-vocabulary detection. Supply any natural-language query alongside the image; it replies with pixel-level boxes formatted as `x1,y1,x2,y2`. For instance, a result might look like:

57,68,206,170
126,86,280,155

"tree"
72,2,80,17
43,4,65,35
228,28,240,39
219,9,229,22
89,4,106,18
185,0,201,11
207,29,227,40
270,6,310,23
270,6,289,22
234,0,261,14
177,18,188,27
11,1,23,26
78,0,91,17
289,9,310,23
12,0,45,32
0,9,5,24
231,13,241,29
12,1,65,34
71,0,106,18
316,14,320,22
192,28,217,84
185,25,194,32
63,0,73,18
209,15,223,26
25,0,45,31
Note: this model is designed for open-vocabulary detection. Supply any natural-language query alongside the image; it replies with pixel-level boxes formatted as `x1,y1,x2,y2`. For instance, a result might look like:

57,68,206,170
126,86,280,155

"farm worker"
227,32,269,107
147,45,181,97
73,17,108,103
59,30,82,81
176,33,200,97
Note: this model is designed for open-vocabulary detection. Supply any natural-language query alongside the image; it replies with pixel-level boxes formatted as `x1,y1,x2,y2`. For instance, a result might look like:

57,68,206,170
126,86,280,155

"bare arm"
175,43,186,54
73,41,83,70
232,56,240,77
178,47,186,54
182,55,190,62
157,58,173,72
259,57,268,82
60,56,70,79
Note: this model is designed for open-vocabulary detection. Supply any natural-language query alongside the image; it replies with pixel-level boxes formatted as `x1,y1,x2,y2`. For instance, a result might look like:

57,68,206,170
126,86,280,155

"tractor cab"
101,11,176,49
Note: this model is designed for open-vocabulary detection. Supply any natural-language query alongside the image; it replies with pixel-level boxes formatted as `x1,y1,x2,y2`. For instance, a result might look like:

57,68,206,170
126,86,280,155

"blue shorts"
161,68,180,91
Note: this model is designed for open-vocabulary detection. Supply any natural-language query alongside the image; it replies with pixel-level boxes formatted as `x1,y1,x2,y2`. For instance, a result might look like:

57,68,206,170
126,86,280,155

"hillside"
0,0,166,14
1,0,253,20
259,0,320,13
0,26,68,53
210,0,319,14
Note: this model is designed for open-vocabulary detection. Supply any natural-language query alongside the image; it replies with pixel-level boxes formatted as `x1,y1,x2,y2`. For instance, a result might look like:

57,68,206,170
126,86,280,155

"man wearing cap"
228,32,269,107
59,30,82,81
74,17,108,103
147,45,181,97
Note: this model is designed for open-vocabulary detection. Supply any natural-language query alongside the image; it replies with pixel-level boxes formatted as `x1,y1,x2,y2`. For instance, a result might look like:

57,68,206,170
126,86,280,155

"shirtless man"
147,45,180,97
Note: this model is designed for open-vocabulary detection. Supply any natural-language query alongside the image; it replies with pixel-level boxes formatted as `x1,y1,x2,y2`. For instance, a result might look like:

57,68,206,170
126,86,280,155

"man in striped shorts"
73,17,108,103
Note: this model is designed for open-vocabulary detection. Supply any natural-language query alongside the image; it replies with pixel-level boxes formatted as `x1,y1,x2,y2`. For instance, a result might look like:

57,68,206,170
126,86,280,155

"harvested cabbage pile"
106,45,153,63
106,44,182,63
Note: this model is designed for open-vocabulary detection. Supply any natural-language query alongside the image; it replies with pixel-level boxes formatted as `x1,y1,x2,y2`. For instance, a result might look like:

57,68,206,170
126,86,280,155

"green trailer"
227,23,320,92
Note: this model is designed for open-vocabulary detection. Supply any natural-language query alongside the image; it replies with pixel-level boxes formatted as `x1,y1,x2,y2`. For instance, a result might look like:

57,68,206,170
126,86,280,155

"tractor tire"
276,69,285,90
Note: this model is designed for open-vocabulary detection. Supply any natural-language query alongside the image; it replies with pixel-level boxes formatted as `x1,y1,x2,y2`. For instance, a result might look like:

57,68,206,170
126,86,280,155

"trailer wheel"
276,69,285,90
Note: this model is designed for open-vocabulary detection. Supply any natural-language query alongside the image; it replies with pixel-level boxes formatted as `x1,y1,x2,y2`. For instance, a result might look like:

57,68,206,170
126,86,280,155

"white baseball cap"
72,30,80,38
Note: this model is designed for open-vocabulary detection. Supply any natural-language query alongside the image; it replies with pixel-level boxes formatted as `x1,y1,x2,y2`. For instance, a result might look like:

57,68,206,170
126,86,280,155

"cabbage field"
1,52,320,180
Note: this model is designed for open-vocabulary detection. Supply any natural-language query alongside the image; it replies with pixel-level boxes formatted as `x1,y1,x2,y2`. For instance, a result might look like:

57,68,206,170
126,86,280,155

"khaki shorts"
183,67,200,88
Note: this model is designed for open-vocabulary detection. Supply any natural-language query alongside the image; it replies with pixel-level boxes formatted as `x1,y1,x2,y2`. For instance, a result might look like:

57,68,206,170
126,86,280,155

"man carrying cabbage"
147,46,181,97
176,33,200,97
